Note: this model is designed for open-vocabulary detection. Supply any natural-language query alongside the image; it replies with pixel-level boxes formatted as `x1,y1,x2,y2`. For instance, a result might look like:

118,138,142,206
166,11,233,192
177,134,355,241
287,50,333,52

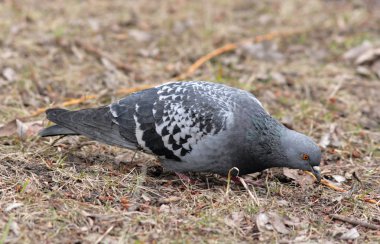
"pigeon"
40,81,321,180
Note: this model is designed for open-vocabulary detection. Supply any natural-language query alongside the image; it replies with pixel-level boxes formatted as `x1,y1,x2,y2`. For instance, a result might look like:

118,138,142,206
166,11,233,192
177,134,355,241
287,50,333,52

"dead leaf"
256,212,290,234
256,212,271,232
371,60,380,78
10,222,20,236
283,168,315,188
319,123,342,148
2,67,16,81
0,119,43,138
129,29,152,42
268,212,289,234
355,48,380,65
5,202,24,212
159,204,170,213
283,215,302,227
319,132,331,149
141,193,151,202
340,228,360,240
138,48,159,58
16,120,44,138
0,119,18,137
356,66,373,77
343,41,373,61
224,212,244,228
332,175,346,184
271,72,287,85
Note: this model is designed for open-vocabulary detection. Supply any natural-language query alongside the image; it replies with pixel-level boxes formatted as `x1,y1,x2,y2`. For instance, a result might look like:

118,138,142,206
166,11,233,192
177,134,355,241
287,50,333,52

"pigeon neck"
239,117,287,170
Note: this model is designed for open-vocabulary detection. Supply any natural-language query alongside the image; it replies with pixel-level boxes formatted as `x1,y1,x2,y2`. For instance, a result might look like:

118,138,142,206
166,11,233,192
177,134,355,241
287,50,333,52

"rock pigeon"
40,81,321,180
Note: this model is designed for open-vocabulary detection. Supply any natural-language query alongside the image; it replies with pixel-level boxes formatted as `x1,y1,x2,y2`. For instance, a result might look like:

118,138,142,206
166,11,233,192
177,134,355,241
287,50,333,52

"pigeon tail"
39,124,78,137
40,108,136,149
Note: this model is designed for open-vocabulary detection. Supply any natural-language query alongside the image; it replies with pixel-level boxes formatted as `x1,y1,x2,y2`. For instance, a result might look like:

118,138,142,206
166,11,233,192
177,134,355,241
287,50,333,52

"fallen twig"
238,176,261,207
225,167,235,196
175,43,238,80
330,214,380,230
158,196,181,204
305,171,380,207
94,225,114,244
226,167,260,206
304,171,346,192
174,29,306,80
320,179,347,193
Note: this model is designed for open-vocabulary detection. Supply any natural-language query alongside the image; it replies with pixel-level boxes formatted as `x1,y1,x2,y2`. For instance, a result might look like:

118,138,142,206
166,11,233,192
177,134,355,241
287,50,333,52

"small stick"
304,171,346,192
94,225,114,244
228,167,260,206
174,29,306,80
175,43,237,80
361,198,380,206
225,167,235,196
238,176,261,207
320,179,347,193
304,171,380,206
330,214,380,230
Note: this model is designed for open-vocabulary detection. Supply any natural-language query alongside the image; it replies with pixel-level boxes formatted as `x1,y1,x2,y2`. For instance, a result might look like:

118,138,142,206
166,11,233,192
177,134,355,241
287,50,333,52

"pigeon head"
280,129,322,181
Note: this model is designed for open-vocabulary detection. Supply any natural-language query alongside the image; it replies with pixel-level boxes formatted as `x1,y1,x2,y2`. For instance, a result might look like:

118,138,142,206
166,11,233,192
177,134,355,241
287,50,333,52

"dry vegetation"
0,0,380,243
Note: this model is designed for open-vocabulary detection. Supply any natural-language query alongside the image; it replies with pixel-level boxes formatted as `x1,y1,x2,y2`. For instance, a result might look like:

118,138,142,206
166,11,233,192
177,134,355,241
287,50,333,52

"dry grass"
1,0,380,243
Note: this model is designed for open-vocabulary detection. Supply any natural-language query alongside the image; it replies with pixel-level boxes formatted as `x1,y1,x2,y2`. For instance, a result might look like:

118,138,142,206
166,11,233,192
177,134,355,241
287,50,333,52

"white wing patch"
152,82,236,158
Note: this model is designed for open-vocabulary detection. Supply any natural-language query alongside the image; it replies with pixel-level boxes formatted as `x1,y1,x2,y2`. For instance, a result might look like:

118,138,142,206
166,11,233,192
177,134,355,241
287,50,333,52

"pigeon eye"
302,154,309,160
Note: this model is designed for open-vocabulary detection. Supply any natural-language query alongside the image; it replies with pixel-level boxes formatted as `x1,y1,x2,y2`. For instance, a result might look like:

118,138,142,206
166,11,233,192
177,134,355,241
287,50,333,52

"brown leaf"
343,41,372,61
16,120,44,138
283,168,315,188
0,119,18,137
355,48,380,65
0,119,43,138
256,212,290,234
268,212,289,234
256,212,271,232
283,215,303,227
351,149,362,158
129,29,152,42
340,228,360,240
332,175,346,184
2,67,16,81
371,60,380,78
224,211,244,228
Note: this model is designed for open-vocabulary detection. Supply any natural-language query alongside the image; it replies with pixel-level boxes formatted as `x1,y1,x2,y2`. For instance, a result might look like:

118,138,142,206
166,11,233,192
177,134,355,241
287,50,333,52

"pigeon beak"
310,166,321,182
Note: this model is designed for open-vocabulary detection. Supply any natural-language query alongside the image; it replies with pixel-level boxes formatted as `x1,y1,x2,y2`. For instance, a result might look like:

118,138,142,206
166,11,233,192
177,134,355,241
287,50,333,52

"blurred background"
0,0,379,243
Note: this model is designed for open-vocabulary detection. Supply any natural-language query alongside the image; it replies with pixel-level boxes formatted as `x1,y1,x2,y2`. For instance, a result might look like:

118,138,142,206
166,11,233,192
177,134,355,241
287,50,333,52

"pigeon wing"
110,82,237,161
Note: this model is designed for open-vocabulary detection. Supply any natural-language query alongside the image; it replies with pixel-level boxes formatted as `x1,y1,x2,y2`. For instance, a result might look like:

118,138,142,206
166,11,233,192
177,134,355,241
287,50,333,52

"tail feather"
41,108,136,149
39,124,78,137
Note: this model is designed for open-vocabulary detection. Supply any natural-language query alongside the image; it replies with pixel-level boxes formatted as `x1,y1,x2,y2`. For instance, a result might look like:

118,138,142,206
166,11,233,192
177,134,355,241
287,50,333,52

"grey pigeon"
40,81,321,179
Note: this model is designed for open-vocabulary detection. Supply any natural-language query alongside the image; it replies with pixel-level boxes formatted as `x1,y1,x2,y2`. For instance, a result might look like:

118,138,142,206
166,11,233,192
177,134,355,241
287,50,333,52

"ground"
0,0,380,243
